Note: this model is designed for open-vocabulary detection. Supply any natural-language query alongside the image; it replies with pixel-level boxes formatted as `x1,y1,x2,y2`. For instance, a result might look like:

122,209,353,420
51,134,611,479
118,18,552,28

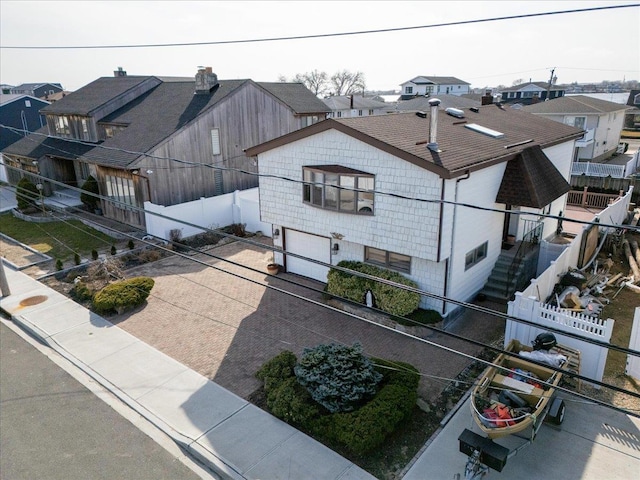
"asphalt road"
0,320,208,480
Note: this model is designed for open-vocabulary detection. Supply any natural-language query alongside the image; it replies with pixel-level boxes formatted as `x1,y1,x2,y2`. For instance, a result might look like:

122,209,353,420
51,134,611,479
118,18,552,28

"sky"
1,1,639,93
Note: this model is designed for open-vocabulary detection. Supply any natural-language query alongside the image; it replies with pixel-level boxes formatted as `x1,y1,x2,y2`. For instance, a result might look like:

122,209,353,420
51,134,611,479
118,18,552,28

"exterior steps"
480,255,525,303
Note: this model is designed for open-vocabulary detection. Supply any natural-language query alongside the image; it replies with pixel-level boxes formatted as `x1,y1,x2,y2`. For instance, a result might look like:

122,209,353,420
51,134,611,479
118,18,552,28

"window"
211,128,221,155
81,118,89,140
54,116,70,136
465,242,488,270
405,86,413,94
302,115,320,127
25,100,31,107
358,110,363,116
565,116,586,130
337,111,342,118
368,109,374,115
105,175,136,210
302,166,374,215
365,246,411,273
508,92,516,99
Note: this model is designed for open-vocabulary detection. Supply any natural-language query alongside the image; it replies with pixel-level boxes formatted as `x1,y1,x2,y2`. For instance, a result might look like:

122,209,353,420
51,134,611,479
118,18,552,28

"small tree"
127,239,135,250
80,175,100,211
16,177,39,211
74,253,81,265
294,342,382,413
110,245,117,256
55,259,63,271
91,249,99,260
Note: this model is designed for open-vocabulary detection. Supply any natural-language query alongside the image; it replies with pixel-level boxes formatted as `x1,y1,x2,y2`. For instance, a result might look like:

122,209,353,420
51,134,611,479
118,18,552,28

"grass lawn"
0,212,117,263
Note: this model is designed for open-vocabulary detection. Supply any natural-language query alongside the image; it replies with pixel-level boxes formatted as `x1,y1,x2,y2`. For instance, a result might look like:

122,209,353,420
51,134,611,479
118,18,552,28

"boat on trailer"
457,335,581,478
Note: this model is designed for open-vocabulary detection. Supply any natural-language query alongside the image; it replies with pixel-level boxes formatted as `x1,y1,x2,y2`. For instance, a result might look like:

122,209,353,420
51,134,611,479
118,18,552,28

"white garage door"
285,230,331,282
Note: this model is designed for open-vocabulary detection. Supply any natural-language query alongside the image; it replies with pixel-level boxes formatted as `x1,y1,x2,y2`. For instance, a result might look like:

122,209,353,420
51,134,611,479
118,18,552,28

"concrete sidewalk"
0,264,374,480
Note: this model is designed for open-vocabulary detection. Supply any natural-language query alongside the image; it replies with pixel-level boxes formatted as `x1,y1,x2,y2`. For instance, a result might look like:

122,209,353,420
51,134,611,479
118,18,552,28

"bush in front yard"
16,177,39,211
70,281,94,303
93,276,154,315
255,350,419,455
327,261,421,316
294,342,382,413
80,175,100,211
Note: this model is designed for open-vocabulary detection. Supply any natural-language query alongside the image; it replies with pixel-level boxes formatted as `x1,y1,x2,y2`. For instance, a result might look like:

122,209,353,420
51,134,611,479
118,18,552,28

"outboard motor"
532,332,557,351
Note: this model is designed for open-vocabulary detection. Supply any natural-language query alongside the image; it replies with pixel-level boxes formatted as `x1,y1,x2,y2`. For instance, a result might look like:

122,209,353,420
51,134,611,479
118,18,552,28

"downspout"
443,169,471,317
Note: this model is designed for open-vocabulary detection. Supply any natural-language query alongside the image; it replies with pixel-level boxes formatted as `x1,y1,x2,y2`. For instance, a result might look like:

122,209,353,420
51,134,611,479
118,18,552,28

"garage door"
284,230,331,282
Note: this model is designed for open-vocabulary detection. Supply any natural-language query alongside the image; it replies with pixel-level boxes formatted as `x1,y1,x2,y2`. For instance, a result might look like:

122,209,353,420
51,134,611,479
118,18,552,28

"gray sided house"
2,68,330,228
0,94,49,151
10,83,64,100
499,82,565,104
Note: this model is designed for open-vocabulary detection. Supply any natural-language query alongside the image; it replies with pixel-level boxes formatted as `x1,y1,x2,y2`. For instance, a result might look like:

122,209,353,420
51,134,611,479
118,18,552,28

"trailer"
456,337,581,479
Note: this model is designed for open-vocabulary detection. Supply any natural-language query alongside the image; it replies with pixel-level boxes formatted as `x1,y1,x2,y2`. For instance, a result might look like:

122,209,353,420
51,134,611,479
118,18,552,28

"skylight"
464,123,504,138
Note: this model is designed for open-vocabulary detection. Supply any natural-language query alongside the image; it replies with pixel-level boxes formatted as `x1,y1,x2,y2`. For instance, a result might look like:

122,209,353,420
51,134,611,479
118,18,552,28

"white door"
284,230,331,282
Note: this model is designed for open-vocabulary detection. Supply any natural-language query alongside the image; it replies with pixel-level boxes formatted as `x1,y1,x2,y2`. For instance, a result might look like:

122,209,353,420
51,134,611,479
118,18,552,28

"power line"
2,125,636,234
5,163,640,363
5,181,640,417
2,5,637,50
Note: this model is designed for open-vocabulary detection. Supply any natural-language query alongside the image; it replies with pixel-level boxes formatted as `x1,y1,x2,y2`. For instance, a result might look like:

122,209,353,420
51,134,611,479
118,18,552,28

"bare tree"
330,70,366,96
279,70,329,96
512,78,524,86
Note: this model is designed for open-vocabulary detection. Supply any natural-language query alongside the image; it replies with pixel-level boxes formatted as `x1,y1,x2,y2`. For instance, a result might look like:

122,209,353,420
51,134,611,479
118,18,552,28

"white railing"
571,162,626,178
624,150,640,177
575,128,595,147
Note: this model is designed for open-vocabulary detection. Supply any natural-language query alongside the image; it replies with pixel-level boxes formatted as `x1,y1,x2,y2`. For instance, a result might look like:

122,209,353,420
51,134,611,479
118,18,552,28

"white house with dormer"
246,104,583,318
400,76,471,100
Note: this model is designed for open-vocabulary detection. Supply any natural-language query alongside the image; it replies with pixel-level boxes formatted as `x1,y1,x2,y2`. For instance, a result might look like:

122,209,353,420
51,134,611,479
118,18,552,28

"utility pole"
0,258,10,297
545,68,556,101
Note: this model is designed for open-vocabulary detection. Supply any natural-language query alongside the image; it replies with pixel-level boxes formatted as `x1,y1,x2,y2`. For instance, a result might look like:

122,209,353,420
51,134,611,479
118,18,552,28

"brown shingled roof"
245,105,583,179
495,145,571,208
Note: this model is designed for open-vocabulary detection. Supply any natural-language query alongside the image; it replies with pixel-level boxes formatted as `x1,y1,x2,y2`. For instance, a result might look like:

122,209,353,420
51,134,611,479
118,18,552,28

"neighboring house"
323,95,392,118
400,76,471,100
1,85,14,94
10,83,64,99
0,94,49,182
499,82,565,104
524,95,629,161
622,89,640,136
389,93,481,113
1,67,330,228
246,103,583,318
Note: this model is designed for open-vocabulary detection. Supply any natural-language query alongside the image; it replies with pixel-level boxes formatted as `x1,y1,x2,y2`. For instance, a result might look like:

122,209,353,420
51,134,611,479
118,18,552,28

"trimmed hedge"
255,351,420,455
93,276,154,314
327,261,421,316
16,177,39,210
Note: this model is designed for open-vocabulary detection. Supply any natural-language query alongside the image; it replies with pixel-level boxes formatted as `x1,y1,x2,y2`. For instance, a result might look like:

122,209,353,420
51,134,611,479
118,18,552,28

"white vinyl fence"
144,188,271,240
507,293,614,385
505,187,634,385
571,162,626,178
627,308,640,382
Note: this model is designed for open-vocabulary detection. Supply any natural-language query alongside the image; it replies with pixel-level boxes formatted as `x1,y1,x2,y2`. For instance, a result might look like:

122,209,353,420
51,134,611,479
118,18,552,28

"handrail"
505,221,543,298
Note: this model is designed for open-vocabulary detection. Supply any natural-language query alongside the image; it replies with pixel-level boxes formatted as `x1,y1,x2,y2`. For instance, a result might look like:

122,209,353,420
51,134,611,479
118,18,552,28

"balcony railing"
566,187,623,209
571,161,626,178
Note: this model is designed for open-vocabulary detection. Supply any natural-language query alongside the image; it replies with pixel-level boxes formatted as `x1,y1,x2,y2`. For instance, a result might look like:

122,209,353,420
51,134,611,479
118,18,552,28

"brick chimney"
195,66,218,95
481,89,493,105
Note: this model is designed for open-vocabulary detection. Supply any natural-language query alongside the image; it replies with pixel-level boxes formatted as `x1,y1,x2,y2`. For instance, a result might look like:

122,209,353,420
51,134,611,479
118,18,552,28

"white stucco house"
245,102,583,318
400,76,471,100
524,95,630,162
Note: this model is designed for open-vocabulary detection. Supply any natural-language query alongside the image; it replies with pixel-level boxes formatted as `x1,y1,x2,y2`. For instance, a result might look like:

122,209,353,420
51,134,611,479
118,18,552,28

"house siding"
139,82,304,206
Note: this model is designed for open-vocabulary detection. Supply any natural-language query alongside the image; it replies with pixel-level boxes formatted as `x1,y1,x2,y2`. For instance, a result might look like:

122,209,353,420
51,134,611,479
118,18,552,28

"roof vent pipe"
427,98,441,152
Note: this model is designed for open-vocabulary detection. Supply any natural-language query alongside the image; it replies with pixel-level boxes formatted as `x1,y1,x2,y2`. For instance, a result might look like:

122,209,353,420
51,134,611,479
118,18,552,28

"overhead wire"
1,4,637,50
5,162,640,364
6,180,640,413
1,124,637,233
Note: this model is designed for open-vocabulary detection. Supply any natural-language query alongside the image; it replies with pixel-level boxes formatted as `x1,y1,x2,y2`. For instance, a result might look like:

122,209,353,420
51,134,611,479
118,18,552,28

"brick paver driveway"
111,238,505,403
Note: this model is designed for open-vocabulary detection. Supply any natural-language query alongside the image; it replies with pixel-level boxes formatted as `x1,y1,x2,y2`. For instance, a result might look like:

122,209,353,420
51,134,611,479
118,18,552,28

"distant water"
566,92,629,104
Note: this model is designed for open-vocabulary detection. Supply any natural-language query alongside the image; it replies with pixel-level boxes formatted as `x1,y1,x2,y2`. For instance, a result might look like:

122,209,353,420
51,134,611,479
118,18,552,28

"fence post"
581,186,588,207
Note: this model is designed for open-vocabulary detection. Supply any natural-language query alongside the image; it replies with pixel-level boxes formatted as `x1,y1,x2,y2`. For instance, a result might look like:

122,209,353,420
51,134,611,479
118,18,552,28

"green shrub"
267,377,320,426
70,281,94,302
93,276,154,315
256,350,297,392
327,261,420,316
16,177,39,211
110,245,116,255
74,253,81,265
91,249,99,260
127,239,135,250
55,259,63,271
80,175,100,211
294,342,382,413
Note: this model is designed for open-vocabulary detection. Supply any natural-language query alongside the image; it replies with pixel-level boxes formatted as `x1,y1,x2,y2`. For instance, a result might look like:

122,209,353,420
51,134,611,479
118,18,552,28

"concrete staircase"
480,251,525,302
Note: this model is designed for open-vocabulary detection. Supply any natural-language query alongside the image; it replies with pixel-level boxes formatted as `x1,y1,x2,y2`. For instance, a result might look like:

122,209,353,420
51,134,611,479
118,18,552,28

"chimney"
113,67,127,77
350,95,354,109
427,98,441,152
481,89,493,105
195,66,219,95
